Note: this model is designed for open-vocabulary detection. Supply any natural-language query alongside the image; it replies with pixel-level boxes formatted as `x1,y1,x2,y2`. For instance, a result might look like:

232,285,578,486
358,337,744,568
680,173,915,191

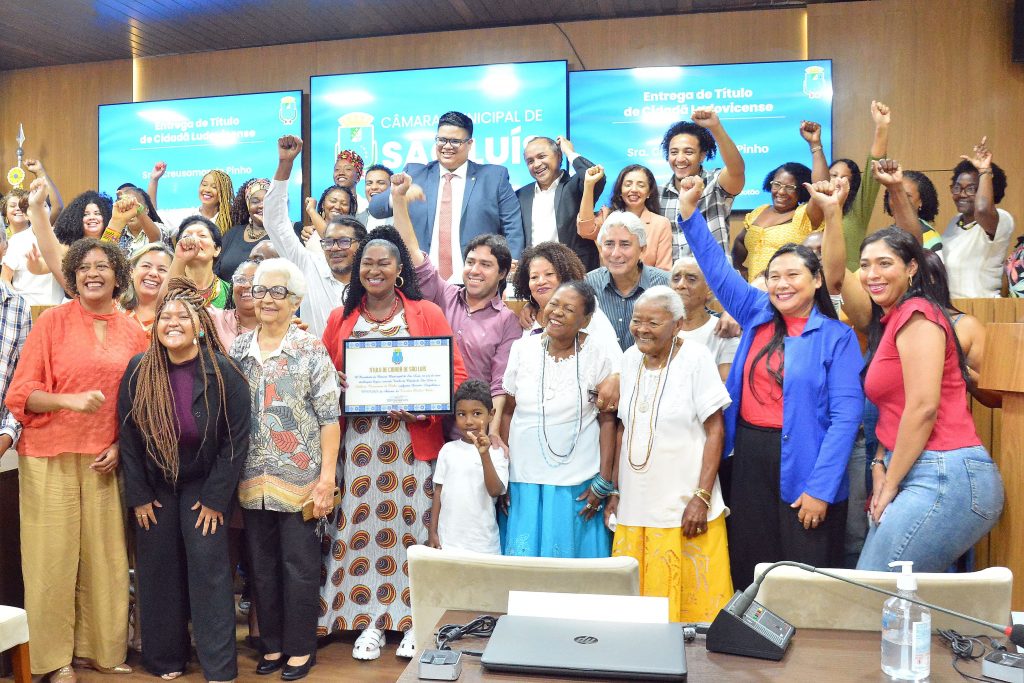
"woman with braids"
117,279,250,682
216,178,271,281
230,258,341,680
151,168,234,237
320,225,467,662
167,216,231,309
121,243,173,334
24,179,112,292
676,175,863,590
5,238,148,682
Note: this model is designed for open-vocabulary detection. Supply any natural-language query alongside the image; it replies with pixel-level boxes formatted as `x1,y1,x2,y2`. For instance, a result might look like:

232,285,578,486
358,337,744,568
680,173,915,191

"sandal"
352,628,386,661
49,665,77,683
72,658,132,674
396,631,416,659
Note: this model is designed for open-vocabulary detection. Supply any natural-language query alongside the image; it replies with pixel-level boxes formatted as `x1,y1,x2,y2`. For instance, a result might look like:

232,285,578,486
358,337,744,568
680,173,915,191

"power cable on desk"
938,628,1007,681
435,615,498,656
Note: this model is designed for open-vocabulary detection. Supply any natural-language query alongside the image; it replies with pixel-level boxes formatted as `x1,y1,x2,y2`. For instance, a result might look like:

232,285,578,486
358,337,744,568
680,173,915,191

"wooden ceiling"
0,0,817,71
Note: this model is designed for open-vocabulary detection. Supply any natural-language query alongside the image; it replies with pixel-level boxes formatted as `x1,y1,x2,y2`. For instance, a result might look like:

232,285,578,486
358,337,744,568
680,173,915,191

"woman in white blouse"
606,286,733,622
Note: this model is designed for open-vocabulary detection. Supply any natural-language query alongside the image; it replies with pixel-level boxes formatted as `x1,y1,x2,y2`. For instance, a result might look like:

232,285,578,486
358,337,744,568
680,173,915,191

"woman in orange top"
6,238,148,683
577,164,673,270
733,162,823,282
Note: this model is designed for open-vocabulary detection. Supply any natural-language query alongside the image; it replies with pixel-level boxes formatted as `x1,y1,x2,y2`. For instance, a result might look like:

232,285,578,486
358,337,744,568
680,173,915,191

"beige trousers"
19,453,128,674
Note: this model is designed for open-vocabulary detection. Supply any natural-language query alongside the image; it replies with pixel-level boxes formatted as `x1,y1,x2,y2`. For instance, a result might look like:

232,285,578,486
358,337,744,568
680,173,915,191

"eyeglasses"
435,136,470,149
250,285,291,300
770,181,798,193
950,184,978,197
231,274,253,286
322,237,356,250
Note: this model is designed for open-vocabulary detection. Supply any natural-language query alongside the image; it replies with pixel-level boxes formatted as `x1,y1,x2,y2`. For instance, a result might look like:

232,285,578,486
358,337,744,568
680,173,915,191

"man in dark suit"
368,111,524,281
516,136,605,272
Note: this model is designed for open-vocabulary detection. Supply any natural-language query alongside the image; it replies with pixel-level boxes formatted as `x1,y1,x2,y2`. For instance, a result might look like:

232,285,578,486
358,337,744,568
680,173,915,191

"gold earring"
908,274,914,288
396,275,405,288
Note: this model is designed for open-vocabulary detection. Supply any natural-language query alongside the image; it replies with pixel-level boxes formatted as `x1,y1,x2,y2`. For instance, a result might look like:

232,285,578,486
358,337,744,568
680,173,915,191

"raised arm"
147,162,166,210
693,107,745,196
805,178,847,295
869,100,890,159
390,173,426,268
676,176,766,325
960,136,999,237
266,135,315,269
576,165,605,240
25,178,69,291
24,158,64,213
873,159,921,241
801,121,829,184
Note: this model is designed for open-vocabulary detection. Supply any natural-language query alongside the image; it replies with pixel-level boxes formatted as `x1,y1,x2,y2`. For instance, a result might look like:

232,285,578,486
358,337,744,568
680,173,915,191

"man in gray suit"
516,136,605,272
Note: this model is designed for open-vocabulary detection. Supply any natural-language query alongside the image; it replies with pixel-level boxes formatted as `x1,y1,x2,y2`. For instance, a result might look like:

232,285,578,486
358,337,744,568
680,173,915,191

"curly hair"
1,188,28,223
124,277,239,484
608,164,661,214
61,238,132,299
762,162,812,205
317,185,358,218
951,160,1007,204
513,241,586,303
454,378,493,412
883,170,940,223
342,225,423,317
228,177,270,227
201,170,234,234
54,191,113,245
660,121,718,161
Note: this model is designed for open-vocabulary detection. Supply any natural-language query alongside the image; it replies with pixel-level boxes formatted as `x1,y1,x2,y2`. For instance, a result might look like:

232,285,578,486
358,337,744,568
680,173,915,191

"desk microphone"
705,560,1023,661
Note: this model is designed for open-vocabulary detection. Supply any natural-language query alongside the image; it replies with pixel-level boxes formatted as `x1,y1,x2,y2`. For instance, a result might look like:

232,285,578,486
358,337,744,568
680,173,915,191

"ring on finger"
585,503,593,510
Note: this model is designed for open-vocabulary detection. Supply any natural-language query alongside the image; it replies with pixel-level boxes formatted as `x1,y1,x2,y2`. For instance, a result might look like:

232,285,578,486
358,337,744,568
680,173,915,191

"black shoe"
255,655,284,675
281,653,316,681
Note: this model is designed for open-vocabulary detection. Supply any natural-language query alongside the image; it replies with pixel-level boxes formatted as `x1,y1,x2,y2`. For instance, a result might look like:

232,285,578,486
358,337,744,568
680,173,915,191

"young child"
428,379,509,554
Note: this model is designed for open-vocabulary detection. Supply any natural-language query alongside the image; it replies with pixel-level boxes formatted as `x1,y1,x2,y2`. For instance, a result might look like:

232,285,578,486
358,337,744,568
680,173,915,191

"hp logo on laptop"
574,635,599,645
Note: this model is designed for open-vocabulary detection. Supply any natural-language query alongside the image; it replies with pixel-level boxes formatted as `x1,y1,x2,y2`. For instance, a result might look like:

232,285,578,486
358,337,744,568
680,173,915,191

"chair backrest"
754,563,1013,632
407,546,640,651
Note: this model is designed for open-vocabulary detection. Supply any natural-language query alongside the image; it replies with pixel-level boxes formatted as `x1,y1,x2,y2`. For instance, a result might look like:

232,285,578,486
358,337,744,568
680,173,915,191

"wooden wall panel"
0,60,131,200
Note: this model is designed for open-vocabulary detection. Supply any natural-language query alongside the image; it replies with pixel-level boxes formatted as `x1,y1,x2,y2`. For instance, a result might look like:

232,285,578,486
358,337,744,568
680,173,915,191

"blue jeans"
856,446,1004,572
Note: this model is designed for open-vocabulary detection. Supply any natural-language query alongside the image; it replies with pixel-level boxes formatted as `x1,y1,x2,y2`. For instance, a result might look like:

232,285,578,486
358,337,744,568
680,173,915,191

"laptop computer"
480,615,687,681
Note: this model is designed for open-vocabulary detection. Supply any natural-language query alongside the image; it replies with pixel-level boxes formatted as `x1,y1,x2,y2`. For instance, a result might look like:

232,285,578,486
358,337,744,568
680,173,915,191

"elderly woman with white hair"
670,257,740,382
583,210,670,351
229,257,341,681
605,285,733,622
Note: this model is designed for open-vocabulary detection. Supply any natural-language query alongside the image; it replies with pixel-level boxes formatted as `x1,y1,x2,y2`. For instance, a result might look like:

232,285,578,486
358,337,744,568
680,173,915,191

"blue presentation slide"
569,60,833,212
310,61,568,198
98,90,303,223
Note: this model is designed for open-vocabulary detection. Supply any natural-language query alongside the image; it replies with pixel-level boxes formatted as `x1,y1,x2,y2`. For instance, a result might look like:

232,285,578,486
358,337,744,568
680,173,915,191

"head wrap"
244,178,271,201
336,150,365,182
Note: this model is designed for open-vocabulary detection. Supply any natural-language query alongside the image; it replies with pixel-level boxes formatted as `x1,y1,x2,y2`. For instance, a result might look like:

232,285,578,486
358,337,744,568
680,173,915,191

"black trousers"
728,420,848,590
134,479,237,681
243,508,320,657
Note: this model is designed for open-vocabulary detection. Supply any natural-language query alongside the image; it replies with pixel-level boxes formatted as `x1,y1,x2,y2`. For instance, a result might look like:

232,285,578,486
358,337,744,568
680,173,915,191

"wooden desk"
398,611,986,682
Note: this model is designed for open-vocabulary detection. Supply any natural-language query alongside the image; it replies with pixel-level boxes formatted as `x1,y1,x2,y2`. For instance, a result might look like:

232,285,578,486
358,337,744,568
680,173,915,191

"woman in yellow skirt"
605,286,733,622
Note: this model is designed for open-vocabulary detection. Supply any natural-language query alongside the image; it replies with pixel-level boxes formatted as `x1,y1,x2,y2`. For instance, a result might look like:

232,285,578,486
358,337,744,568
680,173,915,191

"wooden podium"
978,322,1024,608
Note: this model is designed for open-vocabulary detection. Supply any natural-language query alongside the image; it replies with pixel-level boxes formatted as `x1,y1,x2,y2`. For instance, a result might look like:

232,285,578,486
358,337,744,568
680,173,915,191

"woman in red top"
856,227,1004,571
319,225,467,662
6,238,148,682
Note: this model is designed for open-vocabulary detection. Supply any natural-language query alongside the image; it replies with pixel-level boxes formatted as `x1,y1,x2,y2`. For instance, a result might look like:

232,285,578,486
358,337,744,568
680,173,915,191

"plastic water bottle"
881,560,931,681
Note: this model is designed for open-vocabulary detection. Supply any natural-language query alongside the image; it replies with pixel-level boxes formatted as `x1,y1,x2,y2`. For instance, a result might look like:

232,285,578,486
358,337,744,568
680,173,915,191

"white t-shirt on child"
433,440,509,554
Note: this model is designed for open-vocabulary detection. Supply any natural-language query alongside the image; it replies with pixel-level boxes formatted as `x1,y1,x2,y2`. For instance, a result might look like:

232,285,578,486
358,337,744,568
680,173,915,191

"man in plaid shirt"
659,107,746,263
0,228,32,454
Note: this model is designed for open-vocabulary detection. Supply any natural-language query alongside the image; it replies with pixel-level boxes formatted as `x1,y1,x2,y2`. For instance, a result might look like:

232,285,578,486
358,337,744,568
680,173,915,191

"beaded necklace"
359,295,400,332
536,334,583,466
625,338,678,473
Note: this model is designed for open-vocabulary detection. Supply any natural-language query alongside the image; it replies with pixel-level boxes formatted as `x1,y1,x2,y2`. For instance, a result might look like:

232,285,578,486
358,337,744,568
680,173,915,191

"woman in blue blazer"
675,176,863,588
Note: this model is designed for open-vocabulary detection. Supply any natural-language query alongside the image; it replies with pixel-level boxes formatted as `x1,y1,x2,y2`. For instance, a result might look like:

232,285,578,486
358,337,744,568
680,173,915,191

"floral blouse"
230,325,340,512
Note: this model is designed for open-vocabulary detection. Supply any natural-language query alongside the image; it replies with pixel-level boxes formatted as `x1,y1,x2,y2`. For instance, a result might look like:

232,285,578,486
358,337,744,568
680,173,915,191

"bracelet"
693,488,712,508
978,168,993,176
810,145,823,153
870,458,886,469
590,474,617,499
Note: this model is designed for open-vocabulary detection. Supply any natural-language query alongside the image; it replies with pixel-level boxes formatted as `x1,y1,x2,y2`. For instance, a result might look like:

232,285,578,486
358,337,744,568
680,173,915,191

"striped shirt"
659,166,735,263
0,281,31,444
584,265,669,351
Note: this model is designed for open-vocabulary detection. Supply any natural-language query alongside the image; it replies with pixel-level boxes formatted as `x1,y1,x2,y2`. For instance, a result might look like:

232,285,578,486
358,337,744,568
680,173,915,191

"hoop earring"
396,275,405,288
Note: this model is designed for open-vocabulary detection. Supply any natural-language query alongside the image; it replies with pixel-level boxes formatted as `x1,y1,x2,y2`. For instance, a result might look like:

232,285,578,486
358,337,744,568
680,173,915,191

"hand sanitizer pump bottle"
881,560,931,681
